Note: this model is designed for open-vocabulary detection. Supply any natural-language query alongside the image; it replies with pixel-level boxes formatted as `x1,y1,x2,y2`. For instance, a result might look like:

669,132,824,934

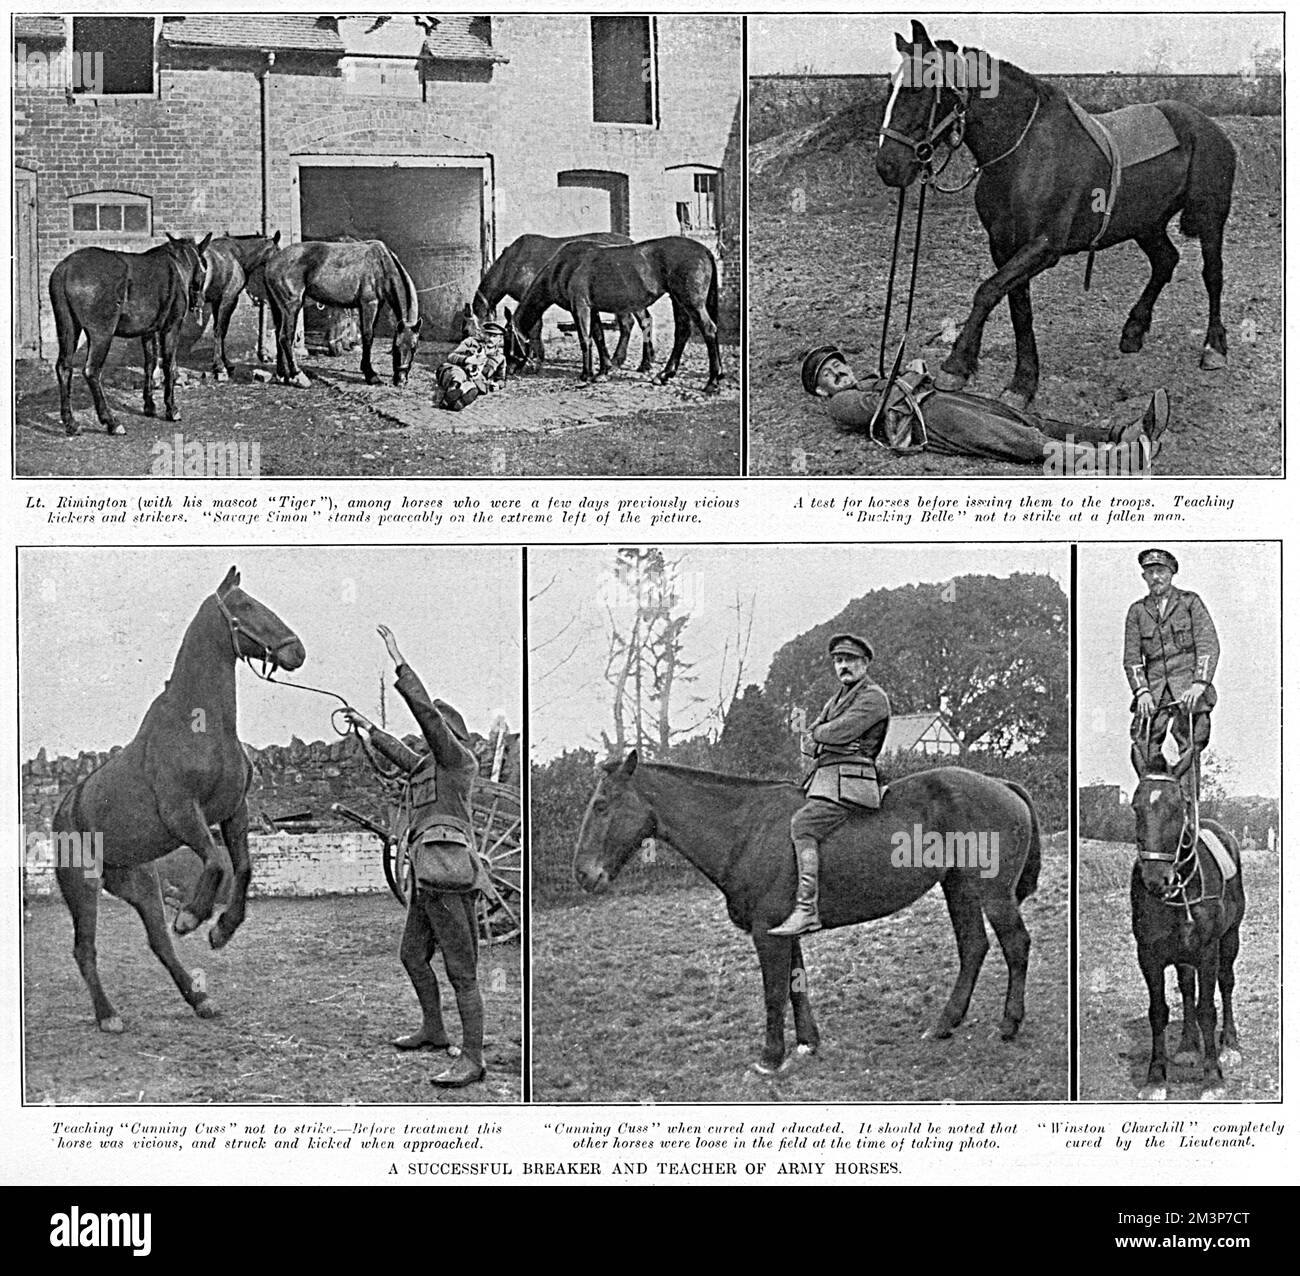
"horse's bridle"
879,55,1040,195
213,590,297,678
1136,772,1219,913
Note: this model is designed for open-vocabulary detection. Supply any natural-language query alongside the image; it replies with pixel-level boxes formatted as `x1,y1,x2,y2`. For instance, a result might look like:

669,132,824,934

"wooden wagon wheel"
381,778,522,945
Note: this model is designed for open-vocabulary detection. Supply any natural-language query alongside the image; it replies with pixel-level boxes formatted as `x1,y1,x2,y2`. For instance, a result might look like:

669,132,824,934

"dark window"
591,16,654,125
72,17,154,95
69,193,152,237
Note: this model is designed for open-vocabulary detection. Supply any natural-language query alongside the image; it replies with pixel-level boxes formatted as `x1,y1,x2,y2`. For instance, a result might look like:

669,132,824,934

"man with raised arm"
342,625,487,1088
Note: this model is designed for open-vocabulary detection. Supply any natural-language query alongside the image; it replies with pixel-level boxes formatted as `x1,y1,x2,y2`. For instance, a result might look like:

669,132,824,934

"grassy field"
533,833,1068,1103
24,894,521,1104
1078,839,1280,1102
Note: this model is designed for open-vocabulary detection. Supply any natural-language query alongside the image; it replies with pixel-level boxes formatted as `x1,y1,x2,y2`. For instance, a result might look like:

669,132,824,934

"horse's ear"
272,230,282,245
910,19,933,50
166,232,178,244
895,30,911,55
218,565,240,595
621,750,639,777
197,232,213,254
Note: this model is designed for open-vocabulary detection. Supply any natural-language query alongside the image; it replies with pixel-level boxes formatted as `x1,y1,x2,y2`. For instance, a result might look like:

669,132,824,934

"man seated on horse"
1125,548,1220,782
435,321,508,412
771,633,891,937
341,626,488,1088
800,346,1170,469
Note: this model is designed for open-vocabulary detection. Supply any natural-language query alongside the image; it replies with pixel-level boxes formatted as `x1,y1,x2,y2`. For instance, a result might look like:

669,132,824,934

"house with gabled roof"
13,13,742,353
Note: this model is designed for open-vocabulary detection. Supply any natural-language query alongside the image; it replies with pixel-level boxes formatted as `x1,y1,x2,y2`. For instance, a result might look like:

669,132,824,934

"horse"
509,237,723,394
199,230,281,381
1131,755,1246,1101
876,20,1235,408
262,239,421,387
51,566,305,1033
49,233,213,436
573,752,1040,1074
469,231,650,369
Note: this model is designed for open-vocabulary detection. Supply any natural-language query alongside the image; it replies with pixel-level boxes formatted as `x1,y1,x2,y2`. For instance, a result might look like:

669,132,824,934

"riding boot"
769,838,822,936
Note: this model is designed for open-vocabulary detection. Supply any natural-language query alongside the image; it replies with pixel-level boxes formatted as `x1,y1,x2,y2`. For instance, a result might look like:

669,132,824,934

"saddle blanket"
1198,826,1238,882
1067,99,1181,245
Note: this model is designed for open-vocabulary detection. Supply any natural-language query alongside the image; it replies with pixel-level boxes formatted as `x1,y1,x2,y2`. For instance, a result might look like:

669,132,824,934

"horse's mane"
963,44,1062,106
641,760,798,790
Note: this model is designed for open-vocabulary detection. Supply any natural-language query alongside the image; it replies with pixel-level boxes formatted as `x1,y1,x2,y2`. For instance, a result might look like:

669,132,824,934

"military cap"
828,633,874,661
801,344,849,395
434,699,473,743
481,321,507,337
1137,548,1179,574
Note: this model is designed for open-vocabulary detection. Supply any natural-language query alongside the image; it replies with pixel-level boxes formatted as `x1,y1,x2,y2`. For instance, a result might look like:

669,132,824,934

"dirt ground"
1078,841,1279,1102
749,116,1281,477
23,894,522,1104
15,327,740,478
532,832,1067,1104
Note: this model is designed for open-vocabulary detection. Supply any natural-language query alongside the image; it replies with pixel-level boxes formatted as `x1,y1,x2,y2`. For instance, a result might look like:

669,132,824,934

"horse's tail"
1177,113,1236,240
706,252,720,327
48,259,85,357
1002,780,1041,902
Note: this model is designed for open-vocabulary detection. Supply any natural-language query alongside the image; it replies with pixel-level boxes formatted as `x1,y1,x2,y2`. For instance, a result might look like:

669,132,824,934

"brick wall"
16,16,743,351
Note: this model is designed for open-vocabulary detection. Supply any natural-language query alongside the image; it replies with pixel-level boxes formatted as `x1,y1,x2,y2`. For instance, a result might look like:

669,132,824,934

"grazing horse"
574,753,1040,1073
1131,757,1245,1101
469,231,648,368
509,237,723,394
200,231,281,381
52,567,306,1033
49,233,213,436
877,20,1235,408
262,239,421,387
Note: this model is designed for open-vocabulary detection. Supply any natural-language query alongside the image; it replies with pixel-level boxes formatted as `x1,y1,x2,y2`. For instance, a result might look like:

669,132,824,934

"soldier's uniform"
366,664,486,1085
435,326,507,411
801,345,1167,466
1123,549,1220,775
771,633,891,936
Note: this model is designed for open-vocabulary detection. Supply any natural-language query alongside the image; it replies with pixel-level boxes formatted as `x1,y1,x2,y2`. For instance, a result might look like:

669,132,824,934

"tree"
766,573,1068,756
714,684,801,780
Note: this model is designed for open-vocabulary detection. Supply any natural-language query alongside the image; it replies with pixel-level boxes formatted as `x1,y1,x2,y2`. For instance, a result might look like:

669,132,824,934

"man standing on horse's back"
1125,548,1220,778
342,626,487,1088
771,634,891,937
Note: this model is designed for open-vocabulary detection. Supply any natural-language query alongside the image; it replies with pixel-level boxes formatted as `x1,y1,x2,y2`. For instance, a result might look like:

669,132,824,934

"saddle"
1067,98,1181,249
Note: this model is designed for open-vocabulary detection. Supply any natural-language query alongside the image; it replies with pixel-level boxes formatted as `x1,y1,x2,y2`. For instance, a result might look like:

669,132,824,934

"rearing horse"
1131,753,1245,1101
263,239,421,387
574,753,1040,1074
877,20,1235,408
52,566,305,1033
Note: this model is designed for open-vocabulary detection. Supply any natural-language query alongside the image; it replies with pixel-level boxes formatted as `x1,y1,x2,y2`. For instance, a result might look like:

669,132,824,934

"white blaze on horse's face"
879,59,906,149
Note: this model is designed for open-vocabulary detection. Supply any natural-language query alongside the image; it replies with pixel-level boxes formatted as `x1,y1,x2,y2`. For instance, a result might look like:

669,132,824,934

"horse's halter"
879,53,1040,195
213,590,296,679
1136,773,1218,914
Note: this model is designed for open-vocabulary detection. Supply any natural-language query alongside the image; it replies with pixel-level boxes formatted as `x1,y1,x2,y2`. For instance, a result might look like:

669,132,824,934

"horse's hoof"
1119,329,1145,354
922,1024,954,1041
214,369,229,383
1173,1048,1200,1066
142,403,157,418
165,409,181,422
998,389,1029,413
64,423,80,437
174,909,201,936
593,374,610,384
209,925,229,950
364,374,382,386
1200,1086,1227,1102
193,998,219,1020
931,369,967,392
751,1057,792,1076
1200,346,1227,371
1220,1047,1242,1070
1138,1083,1168,1102
99,1016,125,1034
794,1043,817,1059
999,1017,1022,1041
107,423,126,437
703,381,722,396
292,372,312,388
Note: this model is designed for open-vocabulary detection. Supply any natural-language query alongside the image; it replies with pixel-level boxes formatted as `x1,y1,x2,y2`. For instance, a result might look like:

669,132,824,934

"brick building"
13,13,743,352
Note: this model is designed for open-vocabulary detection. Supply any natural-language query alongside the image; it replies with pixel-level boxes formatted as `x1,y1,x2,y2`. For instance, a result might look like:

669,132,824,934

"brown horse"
510,237,723,394
574,753,1040,1072
1131,757,1246,1101
262,239,421,387
52,567,305,1032
50,233,212,436
199,231,281,381
469,231,648,367
878,20,1235,407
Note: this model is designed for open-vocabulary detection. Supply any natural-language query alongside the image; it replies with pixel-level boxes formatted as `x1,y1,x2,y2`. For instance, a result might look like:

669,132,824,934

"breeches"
790,798,854,843
1130,703,1212,774
399,889,483,1056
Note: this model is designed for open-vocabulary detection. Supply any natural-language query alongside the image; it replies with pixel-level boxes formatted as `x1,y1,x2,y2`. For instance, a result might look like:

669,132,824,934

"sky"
529,543,1068,759
1077,542,1279,796
19,547,523,757
749,12,1283,76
